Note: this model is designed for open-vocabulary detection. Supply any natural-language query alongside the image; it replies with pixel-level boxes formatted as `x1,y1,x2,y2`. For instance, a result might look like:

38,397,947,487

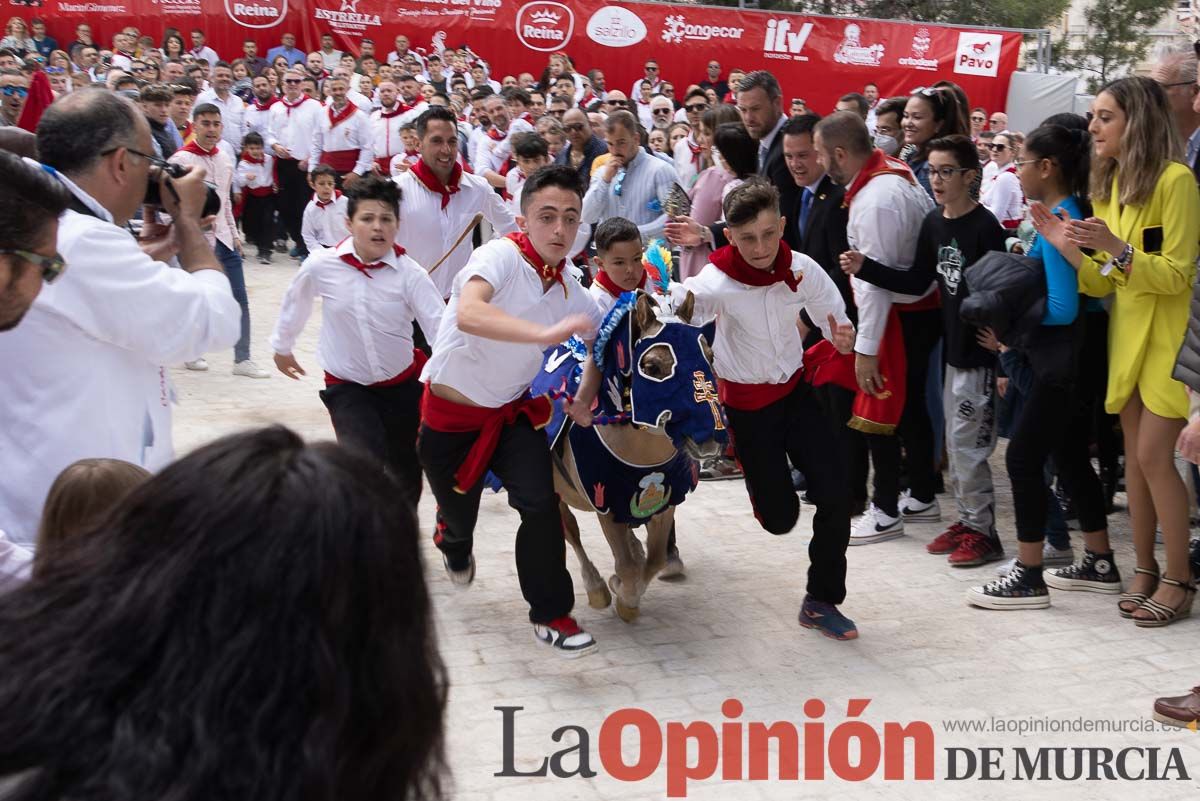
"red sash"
326,348,427,388
718,368,803,412
420,387,553,492
320,149,359,172
802,310,907,435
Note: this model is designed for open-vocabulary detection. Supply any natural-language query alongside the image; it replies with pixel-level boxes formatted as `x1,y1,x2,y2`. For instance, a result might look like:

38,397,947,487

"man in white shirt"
0,91,240,544
244,74,277,141
370,80,425,174
310,74,373,188
318,34,342,71
195,62,247,152
582,111,675,240
474,91,533,187
396,106,517,301
814,112,938,545
629,59,662,103
188,29,219,71
267,68,324,258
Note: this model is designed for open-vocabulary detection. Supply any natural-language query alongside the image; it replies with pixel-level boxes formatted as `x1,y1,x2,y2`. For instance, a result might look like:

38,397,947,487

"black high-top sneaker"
966,561,1050,610
1044,549,1122,594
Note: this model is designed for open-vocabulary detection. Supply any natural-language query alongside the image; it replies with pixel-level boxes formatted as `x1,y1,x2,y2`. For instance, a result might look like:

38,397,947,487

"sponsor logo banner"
516,1,574,52
762,17,812,62
586,5,645,48
314,0,382,34
954,32,1003,77
898,26,938,71
833,22,884,67
660,14,744,45
227,0,287,28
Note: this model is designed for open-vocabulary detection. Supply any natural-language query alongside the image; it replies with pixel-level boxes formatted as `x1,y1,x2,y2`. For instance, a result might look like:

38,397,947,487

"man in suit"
782,113,867,515
735,70,800,248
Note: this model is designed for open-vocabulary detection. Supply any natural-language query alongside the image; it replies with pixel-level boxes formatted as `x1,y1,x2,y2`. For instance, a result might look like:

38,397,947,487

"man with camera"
0,90,241,545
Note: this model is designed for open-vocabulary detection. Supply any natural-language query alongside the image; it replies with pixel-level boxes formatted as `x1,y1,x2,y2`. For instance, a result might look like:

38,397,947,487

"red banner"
31,0,1020,113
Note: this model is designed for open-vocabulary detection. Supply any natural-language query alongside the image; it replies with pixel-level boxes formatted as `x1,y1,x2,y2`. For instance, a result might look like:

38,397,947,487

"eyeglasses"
608,99,628,107
929,166,971,180
284,78,301,83
971,115,986,122
653,108,672,115
910,86,938,97
645,66,659,71
563,122,586,132
0,249,67,284
1,86,27,98
685,103,708,113
1157,79,1196,89
45,66,64,74
987,143,1008,151
102,145,168,170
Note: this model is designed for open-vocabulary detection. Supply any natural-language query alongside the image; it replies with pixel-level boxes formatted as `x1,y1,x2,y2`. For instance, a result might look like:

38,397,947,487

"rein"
546,387,632,426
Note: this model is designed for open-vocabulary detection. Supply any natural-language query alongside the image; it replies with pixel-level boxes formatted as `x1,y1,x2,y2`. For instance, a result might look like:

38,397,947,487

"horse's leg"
600,514,645,622
642,507,673,587
560,500,611,609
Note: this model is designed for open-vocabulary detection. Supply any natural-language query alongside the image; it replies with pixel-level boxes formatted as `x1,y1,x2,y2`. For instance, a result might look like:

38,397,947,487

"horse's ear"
676,291,696,324
633,291,657,336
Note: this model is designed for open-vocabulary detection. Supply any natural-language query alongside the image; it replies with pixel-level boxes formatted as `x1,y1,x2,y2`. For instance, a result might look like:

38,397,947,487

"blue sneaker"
799,595,858,640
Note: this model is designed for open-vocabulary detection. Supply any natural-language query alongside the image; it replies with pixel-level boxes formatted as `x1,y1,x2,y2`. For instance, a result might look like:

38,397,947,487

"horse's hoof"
608,574,621,594
588,584,612,609
615,598,640,622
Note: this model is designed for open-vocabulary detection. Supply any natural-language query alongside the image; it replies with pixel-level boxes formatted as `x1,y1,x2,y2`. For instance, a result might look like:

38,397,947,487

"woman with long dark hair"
901,86,968,198
162,31,185,60
0,426,448,800
1030,77,1200,625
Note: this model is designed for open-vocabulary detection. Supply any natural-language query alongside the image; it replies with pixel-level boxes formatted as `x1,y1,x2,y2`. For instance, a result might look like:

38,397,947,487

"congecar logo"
586,6,646,48
661,14,744,44
954,32,1003,77
516,2,575,52
226,0,286,28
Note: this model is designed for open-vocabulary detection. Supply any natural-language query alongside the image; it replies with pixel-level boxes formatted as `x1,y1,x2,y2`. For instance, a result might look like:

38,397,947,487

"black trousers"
418,416,574,623
725,378,851,605
815,382,869,506
276,158,309,254
1007,376,1107,542
241,193,276,257
319,379,424,505
866,308,942,516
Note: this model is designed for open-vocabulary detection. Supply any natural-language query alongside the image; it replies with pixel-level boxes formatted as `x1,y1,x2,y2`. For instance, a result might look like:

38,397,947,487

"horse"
535,290,727,622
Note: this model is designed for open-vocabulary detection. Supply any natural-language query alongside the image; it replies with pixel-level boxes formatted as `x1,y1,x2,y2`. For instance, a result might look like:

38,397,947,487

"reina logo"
226,0,286,27
898,26,938,71
762,18,813,61
954,31,1003,77
586,6,646,48
516,1,575,52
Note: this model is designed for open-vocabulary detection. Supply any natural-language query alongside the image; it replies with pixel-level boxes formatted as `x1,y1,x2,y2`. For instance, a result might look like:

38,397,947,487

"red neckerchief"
404,148,419,158
178,121,193,143
842,148,917,207
313,190,343,208
517,111,533,124
579,91,598,108
240,151,265,165
595,269,646,298
339,243,406,278
328,101,357,129
280,95,308,116
721,91,735,104
379,104,404,119
506,232,566,292
180,140,218,158
411,158,462,209
487,125,506,141
687,135,703,168
709,240,800,291
252,95,277,112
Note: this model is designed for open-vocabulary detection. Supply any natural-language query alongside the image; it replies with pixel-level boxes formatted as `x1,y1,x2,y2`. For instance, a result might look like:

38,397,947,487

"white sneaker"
899,490,941,523
849,504,904,545
995,543,1075,576
184,358,209,371
232,359,270,379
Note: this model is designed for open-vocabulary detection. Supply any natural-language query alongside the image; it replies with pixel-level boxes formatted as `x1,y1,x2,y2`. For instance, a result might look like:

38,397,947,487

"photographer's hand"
160,164,210,221
156,166,222,275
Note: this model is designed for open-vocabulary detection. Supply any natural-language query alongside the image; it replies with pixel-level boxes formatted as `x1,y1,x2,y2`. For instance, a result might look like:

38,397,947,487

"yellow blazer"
1077,162,1200,418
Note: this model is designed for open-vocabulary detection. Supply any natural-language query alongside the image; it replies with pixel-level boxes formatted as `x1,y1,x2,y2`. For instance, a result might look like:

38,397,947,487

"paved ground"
174,257,1200,801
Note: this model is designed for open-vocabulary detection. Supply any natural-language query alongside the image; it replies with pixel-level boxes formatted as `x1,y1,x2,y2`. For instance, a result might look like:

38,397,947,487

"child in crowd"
234,131,277,265
34,458,150,578
301,164,350,254
271,174,444,503
678,178,859,639
507,131,550,214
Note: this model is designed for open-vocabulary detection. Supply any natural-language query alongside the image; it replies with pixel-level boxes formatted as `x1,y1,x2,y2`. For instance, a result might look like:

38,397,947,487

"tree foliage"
1051,0,1177,92
664,0,1071,30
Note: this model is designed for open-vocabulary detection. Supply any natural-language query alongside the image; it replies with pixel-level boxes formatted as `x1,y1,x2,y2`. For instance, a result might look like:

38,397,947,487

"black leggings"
1006,376,1107,542
866,308,942,516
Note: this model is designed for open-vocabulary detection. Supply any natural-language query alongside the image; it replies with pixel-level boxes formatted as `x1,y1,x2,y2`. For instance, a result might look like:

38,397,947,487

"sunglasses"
971,115,985,122
987,143,1008,151
645,66,659,71
989,118,1004,124
563,122,586,132
685,103,708,113
608,99,627,107
653,108,672,115
0,249,67,284
284,78,301,83
1,86,27,98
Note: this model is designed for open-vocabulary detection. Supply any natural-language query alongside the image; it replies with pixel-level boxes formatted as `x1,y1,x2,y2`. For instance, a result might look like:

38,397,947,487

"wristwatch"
1100,242,1133,277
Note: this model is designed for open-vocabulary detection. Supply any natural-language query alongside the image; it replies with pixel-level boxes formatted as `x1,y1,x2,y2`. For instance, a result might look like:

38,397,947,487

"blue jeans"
216,240,250,362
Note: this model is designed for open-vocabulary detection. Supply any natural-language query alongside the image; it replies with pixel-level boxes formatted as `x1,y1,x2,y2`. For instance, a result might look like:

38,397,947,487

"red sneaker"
533,615,598,658
948,530,1006,567
927,522,967,554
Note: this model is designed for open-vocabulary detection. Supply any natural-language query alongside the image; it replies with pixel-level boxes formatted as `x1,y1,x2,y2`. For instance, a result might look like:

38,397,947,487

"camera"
144,162,222,218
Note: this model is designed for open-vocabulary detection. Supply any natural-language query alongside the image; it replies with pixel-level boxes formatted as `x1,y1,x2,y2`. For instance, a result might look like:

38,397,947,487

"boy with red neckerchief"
234,131,277,265
301,165,350,255
419,164,604,657
677,178,861,640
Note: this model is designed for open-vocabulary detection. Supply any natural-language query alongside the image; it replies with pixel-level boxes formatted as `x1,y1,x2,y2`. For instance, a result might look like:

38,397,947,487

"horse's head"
594,291,726,460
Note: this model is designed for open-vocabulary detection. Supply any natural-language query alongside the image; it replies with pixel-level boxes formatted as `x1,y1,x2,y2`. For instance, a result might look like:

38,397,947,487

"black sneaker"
442,553,475,589
1190,538,1200,582
1044,549,1122,594
966,562,1050,609
533,615,597,658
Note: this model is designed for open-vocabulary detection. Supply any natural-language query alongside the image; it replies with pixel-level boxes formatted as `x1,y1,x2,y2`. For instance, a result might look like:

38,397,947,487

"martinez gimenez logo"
493,699,1194,797
226,0,286,28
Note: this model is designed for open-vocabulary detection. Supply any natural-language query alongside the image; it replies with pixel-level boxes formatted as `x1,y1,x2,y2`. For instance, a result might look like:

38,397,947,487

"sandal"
1133,576,1196,628
1119,565,1159,619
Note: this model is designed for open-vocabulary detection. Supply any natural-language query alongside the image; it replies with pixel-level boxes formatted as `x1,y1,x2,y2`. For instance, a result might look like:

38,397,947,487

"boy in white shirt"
233,131,277,265
505,131,550,214
679,178,861,640
301,165,351,254
270,174,444,502
419,164,604,657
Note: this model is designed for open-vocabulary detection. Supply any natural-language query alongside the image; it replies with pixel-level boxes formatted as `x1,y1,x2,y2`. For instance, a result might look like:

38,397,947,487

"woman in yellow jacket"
1032,76,1199,626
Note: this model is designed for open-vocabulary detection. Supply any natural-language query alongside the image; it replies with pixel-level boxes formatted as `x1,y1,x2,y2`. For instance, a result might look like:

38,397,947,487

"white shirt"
195,89,248,151
370,104,424,164
320,49,343,70
243,100,276,141
673,134,701,189
0,529,31,593
269,238,445,384
473,117,535,174
582,148,676,239
421,237,604,407
169,145,239,250
266,96,324,162
981,159,998,184
395,168,518,298
846,172,936,356
0,177,241,543
190,45,219,68
981,165,1023,224
679,252,849,385
327,88,372,113
310,104,374,175
301,193,351,253
110,51,133,72
234,154,275,194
